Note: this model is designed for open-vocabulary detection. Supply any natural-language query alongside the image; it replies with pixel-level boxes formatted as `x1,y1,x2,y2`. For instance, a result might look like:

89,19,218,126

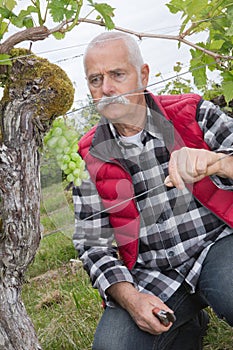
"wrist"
107,282,139,309
215,153,232,178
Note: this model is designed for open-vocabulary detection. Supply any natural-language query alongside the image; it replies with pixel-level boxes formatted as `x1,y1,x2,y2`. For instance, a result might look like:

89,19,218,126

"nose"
101,75,115,96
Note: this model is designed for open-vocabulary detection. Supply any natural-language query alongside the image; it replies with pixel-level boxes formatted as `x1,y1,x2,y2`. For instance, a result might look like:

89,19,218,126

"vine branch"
0,17,232,62
0,26,50,53
50,17,233,61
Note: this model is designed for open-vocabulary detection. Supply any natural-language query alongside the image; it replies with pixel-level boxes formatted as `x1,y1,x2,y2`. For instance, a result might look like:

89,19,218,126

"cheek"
89,87,102,100
127,94,141,107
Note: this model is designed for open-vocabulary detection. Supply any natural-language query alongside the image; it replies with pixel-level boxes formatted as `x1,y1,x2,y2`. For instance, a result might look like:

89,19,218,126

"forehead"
85,39,131,75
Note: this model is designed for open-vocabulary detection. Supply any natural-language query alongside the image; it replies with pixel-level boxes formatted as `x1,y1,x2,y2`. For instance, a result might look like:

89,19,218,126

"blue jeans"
92,235,233,350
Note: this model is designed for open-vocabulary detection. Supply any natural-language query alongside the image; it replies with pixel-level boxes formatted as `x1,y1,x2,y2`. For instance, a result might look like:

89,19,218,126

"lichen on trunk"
0,49,74,349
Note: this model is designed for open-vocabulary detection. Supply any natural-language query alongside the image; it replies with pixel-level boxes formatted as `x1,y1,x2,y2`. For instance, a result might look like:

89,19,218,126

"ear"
141,64,149,87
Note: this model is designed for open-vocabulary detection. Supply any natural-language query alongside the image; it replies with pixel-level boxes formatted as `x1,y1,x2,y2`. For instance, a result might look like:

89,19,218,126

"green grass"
22,182,233,350
23,182,103,350
203,308,233,349
23,263,102,350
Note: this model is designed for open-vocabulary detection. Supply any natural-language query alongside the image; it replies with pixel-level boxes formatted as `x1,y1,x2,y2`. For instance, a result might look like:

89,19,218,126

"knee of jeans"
92,335,109,350
92,333,118,350
92,338,106,350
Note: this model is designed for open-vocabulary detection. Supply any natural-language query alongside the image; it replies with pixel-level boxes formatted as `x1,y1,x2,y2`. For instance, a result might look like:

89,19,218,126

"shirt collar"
90,92,175,158
109,105,173,146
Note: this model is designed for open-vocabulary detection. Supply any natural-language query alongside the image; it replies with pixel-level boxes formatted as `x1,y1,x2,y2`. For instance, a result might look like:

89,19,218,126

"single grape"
73,178,82,186
73,168,80,177
47,136,58,149
61,163,68,171
52,127,63,137
58,136,69,149
62,155,71,163
67,173,75,182
64,168,72,175
68,161,76,170
71,152,80,161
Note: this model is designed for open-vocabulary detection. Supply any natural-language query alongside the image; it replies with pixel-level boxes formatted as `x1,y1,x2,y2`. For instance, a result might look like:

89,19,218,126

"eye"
89,75,103,87
111,71,126,82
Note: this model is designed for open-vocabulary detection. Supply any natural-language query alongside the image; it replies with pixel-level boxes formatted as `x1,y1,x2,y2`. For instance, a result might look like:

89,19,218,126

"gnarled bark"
0,51,74,349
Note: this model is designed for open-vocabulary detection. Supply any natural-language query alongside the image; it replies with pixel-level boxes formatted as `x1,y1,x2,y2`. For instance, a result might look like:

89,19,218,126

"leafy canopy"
0,0,232,103
0,0,115,38
0,0,114,66
166,0,233,102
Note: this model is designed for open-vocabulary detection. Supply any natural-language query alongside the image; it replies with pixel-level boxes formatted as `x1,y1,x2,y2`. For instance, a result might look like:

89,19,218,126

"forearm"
107,281,139,310
77,245,135,300
107,281,175,335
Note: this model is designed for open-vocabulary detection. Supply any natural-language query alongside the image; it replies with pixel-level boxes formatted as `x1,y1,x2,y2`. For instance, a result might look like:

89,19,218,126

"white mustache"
96,95,130,111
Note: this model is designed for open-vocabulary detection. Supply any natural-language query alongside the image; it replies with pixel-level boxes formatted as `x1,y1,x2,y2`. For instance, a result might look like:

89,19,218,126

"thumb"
164,176,174,187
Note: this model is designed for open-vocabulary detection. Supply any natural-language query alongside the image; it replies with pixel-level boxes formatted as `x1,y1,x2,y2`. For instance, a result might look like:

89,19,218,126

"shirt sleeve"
72,175,135,301
197,100,233,189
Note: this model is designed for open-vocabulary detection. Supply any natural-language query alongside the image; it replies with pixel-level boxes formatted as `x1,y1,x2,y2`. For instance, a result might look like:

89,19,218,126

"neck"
113,102,147,136
114,123,143,137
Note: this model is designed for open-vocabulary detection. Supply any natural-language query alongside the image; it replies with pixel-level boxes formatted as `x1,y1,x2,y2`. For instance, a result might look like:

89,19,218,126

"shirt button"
168,250,175,257
160,293,168,301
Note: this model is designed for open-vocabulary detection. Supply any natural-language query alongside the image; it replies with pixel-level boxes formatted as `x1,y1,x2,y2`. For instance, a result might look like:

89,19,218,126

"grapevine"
43,117,88,187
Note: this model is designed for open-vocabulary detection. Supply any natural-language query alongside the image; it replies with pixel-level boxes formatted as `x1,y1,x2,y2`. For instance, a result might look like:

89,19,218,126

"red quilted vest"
78,93,233,269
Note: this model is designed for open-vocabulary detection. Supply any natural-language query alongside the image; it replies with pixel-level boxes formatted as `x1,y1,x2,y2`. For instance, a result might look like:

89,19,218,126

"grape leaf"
11,6,38,28
0,53,12,66
221,71,233,82
226,7,233,36
0,6,15,19
222,80,233,103
185,0,208,19
88,1,115,30
166,0,185,14
4,0,16,11
23,16,34,28
52,32,66,40
48,0,76,22
190,48,207,90
0,20,8,39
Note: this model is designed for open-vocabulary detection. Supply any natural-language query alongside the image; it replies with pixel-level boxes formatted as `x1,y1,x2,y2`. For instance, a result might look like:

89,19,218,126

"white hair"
83,32,144,75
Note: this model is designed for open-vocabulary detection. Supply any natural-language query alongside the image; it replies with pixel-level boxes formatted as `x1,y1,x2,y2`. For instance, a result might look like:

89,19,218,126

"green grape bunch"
43,117,89,187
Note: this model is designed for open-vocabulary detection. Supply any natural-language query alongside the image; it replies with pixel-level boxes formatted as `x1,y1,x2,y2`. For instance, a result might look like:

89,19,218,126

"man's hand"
107,282,174,335
164,147,233,190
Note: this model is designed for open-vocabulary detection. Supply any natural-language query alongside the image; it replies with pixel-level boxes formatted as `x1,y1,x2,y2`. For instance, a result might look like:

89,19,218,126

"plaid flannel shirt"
73,95,233,304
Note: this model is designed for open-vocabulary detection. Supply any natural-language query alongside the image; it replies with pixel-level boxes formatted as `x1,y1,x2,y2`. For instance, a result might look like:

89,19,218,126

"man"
73,32,233,350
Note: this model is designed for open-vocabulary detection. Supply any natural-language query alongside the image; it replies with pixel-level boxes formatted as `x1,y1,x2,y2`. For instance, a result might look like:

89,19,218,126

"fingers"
137,308,174,335
164,148,220,189
152,307,176,327
166,151,185,189
128,293,174,335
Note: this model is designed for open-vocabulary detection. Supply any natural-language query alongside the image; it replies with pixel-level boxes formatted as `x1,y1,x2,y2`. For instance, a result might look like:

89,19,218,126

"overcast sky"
12,0,196,104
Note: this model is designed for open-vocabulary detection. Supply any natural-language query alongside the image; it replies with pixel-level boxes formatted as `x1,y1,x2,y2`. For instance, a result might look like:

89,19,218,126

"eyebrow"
88,69,125,78
88,73,102,79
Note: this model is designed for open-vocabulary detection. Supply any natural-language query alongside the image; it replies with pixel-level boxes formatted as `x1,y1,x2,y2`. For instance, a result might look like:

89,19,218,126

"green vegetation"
22,182,233,350
22,182,103,350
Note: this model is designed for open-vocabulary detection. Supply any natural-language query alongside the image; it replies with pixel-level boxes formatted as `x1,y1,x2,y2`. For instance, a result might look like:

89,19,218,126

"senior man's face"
85,39,149,124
